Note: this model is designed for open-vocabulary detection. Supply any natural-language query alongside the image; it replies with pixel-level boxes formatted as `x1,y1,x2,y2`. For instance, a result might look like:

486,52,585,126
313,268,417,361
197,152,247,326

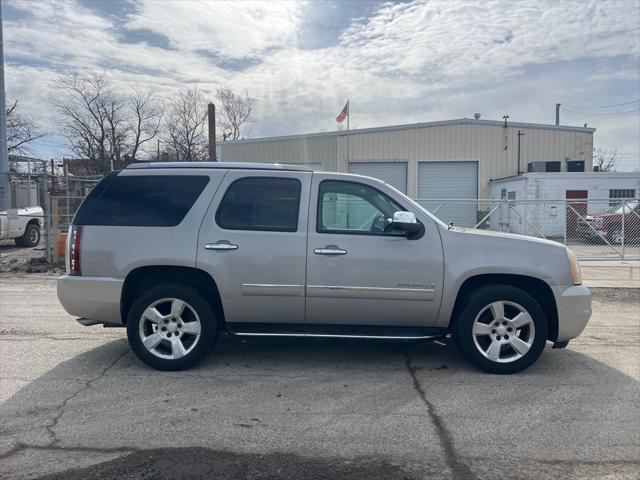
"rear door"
197,170,311,325
566,190,588,236
305,174,444,327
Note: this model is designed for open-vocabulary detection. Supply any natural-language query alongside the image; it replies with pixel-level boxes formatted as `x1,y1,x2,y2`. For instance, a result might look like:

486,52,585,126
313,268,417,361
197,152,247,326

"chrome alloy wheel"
138,298,202,360
472,301,535,364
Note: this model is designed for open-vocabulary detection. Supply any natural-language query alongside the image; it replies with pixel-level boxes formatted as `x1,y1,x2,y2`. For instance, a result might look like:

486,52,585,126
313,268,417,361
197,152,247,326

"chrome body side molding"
241,284,305,297
306,285,435,301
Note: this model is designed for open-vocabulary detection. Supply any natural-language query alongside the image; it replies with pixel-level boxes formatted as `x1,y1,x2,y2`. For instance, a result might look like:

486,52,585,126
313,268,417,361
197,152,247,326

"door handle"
205,242,238,251
314,246,347,256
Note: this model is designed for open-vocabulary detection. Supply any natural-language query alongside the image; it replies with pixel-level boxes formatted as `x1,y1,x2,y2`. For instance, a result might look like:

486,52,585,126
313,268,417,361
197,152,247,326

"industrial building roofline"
225,118,596,146
490,171,639,183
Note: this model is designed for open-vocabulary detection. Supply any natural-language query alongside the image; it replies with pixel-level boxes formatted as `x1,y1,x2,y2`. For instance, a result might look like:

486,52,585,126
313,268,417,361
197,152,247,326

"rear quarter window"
73,174,210,227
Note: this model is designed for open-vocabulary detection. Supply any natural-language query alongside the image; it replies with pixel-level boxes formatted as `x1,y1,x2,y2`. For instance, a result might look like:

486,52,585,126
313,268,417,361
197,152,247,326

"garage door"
348,162,407,194
418,161,478,227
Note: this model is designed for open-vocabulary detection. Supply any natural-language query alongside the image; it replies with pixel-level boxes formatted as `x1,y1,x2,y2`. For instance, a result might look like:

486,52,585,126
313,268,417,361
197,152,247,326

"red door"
566,190,588,236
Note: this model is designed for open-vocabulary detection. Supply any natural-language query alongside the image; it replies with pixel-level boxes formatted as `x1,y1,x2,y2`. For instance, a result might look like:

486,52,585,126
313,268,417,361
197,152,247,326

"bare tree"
129,88,162,162
593,148,617,172
49,72,162,174
163,87,209,162
6,99,45,154
216,87,255,141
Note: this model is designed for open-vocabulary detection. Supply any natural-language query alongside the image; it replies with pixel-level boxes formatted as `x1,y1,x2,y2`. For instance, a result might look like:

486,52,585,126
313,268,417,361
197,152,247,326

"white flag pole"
346,99,350,166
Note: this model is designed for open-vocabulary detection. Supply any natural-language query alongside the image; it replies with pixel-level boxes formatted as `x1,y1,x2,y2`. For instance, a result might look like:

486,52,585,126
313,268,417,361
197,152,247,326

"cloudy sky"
3,0,640,170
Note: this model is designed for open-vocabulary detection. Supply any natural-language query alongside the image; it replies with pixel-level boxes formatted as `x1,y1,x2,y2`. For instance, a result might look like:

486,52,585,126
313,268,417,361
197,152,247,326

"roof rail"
127,162,314,172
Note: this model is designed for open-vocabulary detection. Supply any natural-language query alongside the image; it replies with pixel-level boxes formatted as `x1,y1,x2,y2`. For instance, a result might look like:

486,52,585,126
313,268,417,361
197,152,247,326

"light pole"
0,0,11,210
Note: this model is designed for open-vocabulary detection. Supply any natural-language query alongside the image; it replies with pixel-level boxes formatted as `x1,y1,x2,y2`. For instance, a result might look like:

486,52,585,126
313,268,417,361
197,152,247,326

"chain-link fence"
2,159,638,271
1,155,102,273
416,198,640,260
0,170,51,272
51,177,101,232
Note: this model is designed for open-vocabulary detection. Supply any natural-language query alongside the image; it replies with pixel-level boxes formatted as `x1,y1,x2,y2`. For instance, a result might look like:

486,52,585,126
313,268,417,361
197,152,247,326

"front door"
566,190,588,236
197,170,311,325
305,175,444,327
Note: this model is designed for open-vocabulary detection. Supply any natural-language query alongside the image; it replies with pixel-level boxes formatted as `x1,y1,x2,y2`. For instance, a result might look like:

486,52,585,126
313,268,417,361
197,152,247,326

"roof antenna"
502,115,509,151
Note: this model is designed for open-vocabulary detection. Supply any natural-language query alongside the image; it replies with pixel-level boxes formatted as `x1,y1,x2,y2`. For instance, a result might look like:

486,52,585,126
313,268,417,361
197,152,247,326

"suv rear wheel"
455,285,547,374
126,284,217,370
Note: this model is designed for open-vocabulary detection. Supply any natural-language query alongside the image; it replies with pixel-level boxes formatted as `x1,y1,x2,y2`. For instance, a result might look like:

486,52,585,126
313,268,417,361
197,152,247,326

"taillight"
69,225,83,276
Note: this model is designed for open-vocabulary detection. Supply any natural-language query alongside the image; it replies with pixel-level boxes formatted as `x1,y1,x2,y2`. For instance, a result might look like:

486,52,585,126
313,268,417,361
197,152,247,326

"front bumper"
57,275,124,325
552,284,592,342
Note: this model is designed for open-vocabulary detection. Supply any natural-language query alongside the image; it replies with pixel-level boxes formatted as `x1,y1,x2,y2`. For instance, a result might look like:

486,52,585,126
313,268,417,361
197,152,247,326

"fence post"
621,203,626,260
563,200,567,247
41,170,52,264
51,198,59,264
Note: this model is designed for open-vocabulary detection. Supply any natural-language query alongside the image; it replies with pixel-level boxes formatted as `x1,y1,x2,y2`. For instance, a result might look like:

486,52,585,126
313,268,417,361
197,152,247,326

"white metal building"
219,118,595,204
489,172,640,236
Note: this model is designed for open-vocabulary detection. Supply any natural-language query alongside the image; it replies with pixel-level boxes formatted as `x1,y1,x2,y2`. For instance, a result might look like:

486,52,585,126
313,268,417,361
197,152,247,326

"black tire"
454,284,548,374
15,223,40,248
126,284,218,371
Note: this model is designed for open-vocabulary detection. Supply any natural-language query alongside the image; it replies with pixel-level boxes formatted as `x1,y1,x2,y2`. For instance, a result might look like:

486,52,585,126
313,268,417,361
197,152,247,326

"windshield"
608,201,639,214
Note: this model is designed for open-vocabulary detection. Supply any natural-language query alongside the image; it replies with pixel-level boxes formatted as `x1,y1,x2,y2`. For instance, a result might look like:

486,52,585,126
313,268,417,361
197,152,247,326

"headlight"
566,247,582,285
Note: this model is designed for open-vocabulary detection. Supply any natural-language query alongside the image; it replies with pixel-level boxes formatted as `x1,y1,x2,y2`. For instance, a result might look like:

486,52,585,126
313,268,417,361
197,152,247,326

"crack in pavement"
404,350,478,480
0,349,130,460
44,349,130,446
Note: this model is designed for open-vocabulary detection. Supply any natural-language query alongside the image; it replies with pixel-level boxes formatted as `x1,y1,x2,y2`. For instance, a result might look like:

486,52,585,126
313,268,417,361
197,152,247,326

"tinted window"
318,180,405,235
73,174,210,227
216,177,301,232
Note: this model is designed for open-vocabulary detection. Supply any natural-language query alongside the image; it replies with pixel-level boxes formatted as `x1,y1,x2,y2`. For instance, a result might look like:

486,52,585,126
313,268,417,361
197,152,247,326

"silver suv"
57,162,591,374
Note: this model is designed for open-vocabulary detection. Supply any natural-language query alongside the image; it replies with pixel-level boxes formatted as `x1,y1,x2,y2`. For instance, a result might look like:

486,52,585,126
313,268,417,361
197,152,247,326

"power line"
563,99,640,109
562,107,640,116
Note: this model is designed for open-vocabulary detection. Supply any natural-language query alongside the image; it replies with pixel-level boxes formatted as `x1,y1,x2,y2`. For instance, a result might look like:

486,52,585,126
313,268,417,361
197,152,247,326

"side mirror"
391,211,421,234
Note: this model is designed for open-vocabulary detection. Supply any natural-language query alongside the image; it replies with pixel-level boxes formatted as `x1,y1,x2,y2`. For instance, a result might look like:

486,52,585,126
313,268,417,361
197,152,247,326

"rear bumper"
57,275,124,325
552,284,592,342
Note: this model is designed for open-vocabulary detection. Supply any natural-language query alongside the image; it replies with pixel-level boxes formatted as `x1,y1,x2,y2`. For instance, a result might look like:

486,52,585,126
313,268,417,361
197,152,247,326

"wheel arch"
120,266,225,326
450,273,559,341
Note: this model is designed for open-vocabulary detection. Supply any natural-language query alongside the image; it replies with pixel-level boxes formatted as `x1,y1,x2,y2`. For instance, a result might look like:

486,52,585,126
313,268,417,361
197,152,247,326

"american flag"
336,101,349,123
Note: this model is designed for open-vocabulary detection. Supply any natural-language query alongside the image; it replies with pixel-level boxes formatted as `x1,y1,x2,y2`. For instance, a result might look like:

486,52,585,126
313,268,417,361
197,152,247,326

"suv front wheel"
455,285,548,374
126,284,218,370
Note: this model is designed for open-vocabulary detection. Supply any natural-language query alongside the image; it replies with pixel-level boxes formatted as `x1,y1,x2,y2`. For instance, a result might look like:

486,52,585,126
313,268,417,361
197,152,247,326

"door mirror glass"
391,211,420,233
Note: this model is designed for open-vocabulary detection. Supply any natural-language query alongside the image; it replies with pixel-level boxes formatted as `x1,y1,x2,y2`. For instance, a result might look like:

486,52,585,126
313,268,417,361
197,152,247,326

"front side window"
216,177,301,232
318,180,406,235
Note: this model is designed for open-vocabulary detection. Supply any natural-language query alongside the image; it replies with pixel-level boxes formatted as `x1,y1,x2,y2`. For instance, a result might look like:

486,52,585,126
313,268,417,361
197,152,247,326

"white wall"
489,173,640,237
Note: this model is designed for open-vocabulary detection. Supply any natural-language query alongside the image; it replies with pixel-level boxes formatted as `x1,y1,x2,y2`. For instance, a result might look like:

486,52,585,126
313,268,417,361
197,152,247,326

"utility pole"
517,130,525,175
0,0,11,210
157,138,160,161
555,103,561,126
208,103,216,161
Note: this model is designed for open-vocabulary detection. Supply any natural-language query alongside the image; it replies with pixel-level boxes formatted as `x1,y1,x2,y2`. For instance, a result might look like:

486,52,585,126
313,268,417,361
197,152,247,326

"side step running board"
225,323,448,341
228,331,446,340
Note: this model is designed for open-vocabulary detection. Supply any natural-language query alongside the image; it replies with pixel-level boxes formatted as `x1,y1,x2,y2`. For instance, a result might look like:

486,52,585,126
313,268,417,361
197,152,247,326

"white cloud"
128,0,304,59
4,0,640,168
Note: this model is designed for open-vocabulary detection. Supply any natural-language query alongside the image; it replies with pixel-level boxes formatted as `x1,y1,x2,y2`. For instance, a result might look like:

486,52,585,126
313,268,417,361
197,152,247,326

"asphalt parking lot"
0,275,638,479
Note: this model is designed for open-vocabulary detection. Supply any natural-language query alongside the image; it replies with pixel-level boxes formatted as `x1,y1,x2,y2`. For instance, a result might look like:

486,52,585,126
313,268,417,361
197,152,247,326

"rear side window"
73,174,210,227
216,177,301,232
